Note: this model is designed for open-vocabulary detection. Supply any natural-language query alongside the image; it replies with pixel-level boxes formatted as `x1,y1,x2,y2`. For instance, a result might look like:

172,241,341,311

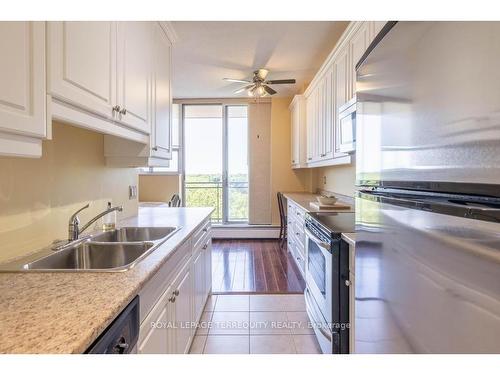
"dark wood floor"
211,239,306,294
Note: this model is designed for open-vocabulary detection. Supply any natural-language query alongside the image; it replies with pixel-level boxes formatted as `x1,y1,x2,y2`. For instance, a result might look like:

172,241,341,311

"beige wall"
0,122,138,263
270,97,313,225
313,160,357,197
139,174,180,203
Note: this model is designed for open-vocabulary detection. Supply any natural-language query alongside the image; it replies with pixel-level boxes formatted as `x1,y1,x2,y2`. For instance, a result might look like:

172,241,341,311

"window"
140,103,181,175
183,104,248,224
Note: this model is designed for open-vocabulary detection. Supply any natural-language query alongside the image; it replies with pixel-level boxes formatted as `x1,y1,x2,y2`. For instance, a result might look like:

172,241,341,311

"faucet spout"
67,203,123,241
79,205,123,236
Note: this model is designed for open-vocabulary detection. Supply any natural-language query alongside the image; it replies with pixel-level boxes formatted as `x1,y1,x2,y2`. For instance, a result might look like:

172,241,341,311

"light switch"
129,185,138,199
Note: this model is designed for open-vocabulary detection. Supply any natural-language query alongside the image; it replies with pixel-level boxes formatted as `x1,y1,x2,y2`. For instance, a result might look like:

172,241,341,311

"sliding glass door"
183,104,248,224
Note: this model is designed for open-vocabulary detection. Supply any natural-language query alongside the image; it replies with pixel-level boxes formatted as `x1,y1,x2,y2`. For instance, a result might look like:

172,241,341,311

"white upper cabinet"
151,22,172,160
116,22,152,134
0,22,46,157
290,95,307,168
348,22,371,98
104,22,175,167
48,22,117,120
323,67,335,160
334,43,349,111
301,22,381,167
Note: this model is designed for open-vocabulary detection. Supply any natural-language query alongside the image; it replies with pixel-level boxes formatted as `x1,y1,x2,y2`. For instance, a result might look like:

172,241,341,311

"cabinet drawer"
287,202,296,218
192,219,210,250
294,206,306,221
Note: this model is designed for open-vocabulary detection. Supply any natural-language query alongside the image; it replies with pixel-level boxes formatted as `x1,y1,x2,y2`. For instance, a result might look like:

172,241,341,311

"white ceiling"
171,21,349,99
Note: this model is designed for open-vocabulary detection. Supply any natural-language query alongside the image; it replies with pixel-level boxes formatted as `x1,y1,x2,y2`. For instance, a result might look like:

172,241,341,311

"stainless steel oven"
337,97,356,153
304,212,353,354
305,225,333,323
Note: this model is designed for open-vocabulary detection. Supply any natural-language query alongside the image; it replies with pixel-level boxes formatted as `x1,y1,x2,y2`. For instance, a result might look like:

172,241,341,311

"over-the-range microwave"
337,97,356,153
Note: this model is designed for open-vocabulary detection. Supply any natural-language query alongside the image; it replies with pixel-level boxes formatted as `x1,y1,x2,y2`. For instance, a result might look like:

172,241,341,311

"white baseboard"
212,226,281,239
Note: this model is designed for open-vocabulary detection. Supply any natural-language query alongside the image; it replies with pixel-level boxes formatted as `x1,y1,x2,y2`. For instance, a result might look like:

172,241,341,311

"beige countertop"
0,206,213,354
283,192,354,213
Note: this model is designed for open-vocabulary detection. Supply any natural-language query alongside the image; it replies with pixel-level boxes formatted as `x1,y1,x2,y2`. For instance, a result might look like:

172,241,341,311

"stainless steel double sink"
1,227,180,272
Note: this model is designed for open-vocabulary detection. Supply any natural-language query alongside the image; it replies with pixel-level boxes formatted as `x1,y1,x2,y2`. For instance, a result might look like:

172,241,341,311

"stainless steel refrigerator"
355,21,500,353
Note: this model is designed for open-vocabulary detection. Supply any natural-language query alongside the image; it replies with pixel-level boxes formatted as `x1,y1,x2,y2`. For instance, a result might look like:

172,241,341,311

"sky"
184,106,248,176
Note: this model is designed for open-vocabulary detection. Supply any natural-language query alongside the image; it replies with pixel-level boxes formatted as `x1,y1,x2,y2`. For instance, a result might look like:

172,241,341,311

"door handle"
305,228,330,251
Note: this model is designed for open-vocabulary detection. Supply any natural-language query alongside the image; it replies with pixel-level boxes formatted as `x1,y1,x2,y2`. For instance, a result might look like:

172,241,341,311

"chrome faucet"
68,202,123,241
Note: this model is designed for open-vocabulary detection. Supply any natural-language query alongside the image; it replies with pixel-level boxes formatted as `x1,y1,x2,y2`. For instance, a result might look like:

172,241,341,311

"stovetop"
306,211,355,237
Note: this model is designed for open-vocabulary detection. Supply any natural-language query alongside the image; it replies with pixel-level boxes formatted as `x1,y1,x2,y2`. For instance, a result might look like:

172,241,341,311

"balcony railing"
185,180,248,223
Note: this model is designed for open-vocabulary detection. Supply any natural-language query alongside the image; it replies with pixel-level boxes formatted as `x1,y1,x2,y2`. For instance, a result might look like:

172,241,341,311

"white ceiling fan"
223,68,296,97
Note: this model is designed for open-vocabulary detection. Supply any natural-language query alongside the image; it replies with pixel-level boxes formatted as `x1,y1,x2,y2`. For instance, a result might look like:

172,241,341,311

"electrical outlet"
129,185,138,200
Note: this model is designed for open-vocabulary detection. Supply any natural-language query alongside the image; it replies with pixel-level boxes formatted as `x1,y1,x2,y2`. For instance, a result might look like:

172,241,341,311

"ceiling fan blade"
263,85,277,96
224,78,251,83
234,84,255,94
265,79,296,85
255,69,269,80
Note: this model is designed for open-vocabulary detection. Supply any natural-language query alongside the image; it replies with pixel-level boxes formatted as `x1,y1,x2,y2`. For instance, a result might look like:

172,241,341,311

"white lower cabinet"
286,200,307,277
170,263,193,354
138,288,170,354
204,238,212,297
138,219,212,354
193,227,212,322
193,248,205,323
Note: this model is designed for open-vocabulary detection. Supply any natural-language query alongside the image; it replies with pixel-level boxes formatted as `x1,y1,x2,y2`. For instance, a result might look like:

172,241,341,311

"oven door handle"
305,228,331,252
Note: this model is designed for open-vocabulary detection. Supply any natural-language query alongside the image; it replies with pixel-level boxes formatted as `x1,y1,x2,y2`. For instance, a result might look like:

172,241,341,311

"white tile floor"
189,294,322,354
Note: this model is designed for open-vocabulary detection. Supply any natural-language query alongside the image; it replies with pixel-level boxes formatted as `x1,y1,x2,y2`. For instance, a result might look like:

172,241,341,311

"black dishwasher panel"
85,295,139,354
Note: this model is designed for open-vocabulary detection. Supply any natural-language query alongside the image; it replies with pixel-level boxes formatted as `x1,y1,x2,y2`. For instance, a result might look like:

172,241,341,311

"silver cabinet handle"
202,228,208,232
168,296,176,303
151,146,158,151
112,105,121,113
119,107,127,115
345,279,352,287
173,289,179,296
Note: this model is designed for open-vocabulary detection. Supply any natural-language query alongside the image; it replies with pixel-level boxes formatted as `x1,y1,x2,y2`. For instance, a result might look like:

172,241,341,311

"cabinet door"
0,22,46,138
316,81,325,161
48,21,116,120
349,23,370,98
335,45,349,110
117,22,152,133
204,238,212,297
305,92,314,163
151,23,172,159
193,248,205,322
171,265,193,354
291,103,299,166
323,67,335,160
138,283,173,354
138,305,169,354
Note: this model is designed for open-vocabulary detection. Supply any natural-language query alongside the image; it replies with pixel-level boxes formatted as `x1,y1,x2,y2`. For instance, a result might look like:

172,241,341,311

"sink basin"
24,242,154,271
0,226,182,272
91,227,178,243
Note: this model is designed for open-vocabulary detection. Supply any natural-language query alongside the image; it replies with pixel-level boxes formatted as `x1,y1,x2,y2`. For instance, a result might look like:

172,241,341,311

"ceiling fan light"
255,86,265,97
